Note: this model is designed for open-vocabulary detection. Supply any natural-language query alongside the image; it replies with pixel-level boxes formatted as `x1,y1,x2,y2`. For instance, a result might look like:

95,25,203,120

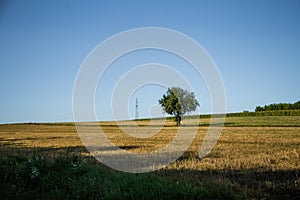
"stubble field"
0,116,299,199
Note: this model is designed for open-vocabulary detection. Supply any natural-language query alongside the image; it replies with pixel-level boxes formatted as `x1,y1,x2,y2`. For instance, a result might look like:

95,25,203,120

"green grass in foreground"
0,155,246,200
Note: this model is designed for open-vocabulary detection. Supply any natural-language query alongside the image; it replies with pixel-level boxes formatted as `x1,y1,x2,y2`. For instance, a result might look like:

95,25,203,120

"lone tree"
158,87,200,126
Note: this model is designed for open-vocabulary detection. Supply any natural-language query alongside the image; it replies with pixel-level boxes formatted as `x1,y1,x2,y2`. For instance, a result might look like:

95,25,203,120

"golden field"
0,116,299,199
0,116,299,170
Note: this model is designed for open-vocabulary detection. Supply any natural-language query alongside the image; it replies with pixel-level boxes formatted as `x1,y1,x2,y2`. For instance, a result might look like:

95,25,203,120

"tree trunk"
176,115,181,126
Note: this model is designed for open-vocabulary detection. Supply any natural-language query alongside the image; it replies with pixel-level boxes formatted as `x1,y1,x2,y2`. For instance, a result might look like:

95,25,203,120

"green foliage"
0,156,245,200
158,87,199,117
255,101,300,112
1,154,298,199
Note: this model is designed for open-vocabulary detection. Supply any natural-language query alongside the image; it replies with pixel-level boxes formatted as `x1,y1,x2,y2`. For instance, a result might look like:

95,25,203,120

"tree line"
255,101,300,112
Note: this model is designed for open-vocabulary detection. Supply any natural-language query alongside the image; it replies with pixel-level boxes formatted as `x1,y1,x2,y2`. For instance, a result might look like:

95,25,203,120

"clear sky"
0,0,299,123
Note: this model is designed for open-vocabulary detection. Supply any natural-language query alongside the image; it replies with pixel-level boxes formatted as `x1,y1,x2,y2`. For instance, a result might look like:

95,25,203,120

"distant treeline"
135,102,300,121
255,101,300,112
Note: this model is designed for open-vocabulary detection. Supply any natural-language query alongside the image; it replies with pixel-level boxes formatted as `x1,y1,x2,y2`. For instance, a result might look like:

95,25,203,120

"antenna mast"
135,98,139,119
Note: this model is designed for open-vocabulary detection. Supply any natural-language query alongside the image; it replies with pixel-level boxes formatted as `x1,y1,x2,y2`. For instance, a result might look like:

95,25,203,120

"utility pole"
135,98,139,119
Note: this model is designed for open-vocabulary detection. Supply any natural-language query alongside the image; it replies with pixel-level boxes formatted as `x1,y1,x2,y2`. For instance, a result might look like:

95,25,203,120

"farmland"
0,115,299,199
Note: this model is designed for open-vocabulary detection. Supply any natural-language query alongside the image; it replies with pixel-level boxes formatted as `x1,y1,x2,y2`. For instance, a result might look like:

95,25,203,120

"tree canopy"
158,87,199,125
255,101,300,112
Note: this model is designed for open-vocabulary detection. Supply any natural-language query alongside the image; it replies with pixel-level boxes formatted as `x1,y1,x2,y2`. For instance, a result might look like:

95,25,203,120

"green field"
0,115,299,199
201,116,300,127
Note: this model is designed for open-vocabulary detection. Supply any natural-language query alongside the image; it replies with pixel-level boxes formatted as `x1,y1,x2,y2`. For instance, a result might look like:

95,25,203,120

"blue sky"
0,0,299,123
